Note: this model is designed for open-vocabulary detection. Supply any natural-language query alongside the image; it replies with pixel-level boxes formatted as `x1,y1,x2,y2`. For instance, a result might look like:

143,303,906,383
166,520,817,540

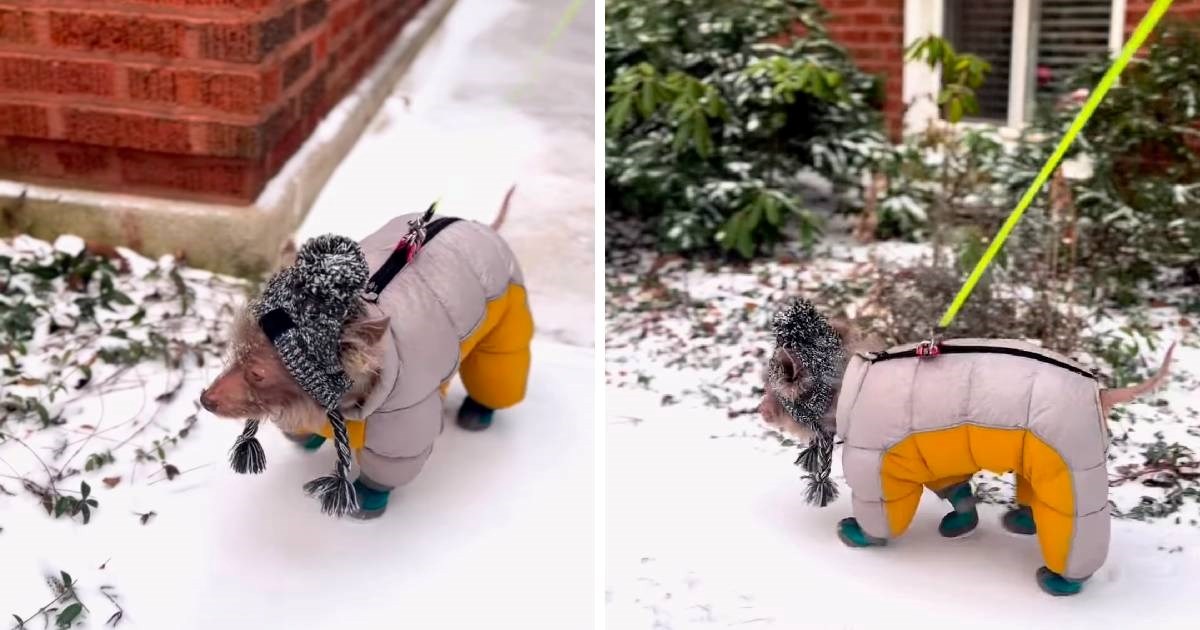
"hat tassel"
229,419,266,474
303,409,359,517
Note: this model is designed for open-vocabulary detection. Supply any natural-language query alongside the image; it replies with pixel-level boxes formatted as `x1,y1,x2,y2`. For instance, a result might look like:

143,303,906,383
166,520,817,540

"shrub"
605,0,890,258
1017,21,1200,301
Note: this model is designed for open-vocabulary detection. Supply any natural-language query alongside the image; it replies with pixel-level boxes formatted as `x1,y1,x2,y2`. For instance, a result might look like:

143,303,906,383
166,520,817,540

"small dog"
200,188,530,519
760,298,1173,596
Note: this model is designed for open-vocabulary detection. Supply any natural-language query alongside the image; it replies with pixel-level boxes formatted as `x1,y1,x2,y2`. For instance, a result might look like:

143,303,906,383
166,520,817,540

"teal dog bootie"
284,432,327,451
837,517,888,548
456,396,495,431
1036,566,1085,596
349,478,391,520
1002,505,1037,535
937,481,979,538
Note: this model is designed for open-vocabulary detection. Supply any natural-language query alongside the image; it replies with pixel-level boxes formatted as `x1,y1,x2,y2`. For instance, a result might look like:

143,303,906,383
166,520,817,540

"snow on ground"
1,1,595,628
605,221,1200,628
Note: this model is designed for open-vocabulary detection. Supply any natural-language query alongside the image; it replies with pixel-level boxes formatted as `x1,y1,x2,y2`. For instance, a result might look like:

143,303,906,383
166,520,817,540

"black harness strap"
868,344,1099,380
363,216,462,301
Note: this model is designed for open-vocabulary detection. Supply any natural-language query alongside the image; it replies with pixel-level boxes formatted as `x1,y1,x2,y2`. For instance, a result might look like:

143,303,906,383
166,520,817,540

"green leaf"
638,79,657,117
80,482,90,499
691,114,713,157
56,603,82,628
720,214,742,250
948,98,964,123
61,571,72,587
109,291,133,306
764,201,782,226
746,202,763,230
736,227,755,259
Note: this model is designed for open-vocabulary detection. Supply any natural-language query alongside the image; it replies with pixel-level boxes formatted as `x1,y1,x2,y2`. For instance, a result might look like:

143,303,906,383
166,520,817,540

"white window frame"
902,0,1126,135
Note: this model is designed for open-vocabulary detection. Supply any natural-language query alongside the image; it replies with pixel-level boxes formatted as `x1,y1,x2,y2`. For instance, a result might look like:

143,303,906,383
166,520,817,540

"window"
1033,0,1115,100
944,1,1015,122
907,0,1125,130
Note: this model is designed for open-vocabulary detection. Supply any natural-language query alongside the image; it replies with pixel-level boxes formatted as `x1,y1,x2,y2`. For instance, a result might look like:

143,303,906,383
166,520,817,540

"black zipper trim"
869,345,1098,380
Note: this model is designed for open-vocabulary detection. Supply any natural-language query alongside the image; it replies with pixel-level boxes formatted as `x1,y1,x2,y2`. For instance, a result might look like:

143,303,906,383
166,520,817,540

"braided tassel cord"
229,419,266,474
303,410,359,517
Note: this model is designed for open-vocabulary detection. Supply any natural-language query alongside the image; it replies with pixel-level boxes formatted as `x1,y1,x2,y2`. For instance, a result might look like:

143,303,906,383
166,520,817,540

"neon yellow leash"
936,0,1174,333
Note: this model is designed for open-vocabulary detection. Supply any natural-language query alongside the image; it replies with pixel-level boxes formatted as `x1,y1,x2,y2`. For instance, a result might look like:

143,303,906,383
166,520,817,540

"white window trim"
903,0,1125,136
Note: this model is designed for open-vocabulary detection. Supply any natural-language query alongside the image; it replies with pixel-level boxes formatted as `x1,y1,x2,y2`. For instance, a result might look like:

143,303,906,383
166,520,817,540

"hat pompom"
293,235,370,302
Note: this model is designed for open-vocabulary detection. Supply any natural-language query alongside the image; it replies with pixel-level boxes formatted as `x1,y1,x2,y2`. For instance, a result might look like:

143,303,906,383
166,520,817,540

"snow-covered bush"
1015,21,1200,303
604,0,890,258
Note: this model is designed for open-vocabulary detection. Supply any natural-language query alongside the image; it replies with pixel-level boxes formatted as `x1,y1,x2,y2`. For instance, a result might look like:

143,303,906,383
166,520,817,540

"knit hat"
770,298,846,507
228,234,371,518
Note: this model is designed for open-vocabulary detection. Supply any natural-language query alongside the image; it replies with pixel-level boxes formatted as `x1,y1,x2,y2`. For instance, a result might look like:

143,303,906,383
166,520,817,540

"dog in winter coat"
200,202,532,519
759,298,1173,596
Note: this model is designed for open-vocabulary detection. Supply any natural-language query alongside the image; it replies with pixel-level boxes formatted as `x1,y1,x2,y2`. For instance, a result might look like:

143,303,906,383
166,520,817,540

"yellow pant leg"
883,481,923,538
1015,473,1035,507
1029,492,1073,576
459,284,534,410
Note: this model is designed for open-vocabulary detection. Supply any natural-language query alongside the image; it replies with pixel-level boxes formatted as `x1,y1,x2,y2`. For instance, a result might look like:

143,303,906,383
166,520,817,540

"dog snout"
199,389,218,413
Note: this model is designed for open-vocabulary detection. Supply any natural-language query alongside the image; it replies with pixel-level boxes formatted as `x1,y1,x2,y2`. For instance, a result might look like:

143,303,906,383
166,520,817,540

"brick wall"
0,0,428,203
820,0,905,139
1127,0,1200,34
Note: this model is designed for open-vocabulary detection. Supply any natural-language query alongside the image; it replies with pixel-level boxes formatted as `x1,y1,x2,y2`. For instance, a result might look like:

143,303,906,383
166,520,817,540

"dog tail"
491,184,516,232
1100,342,1175,416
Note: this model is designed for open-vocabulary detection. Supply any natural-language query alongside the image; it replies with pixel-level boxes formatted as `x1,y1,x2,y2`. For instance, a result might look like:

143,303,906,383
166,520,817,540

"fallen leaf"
102,477,121,488
138,511,156,525
163,464,180,480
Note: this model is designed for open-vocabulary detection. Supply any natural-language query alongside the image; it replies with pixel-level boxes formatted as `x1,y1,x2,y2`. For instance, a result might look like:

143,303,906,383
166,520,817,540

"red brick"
198,8,295,63
0,56,116,97
282,44,313,88
871,30,897,44
123,0,279,9
63,108,191,154
205,122,262,158
199,21,260,62
119,151,259,200
314,30,330,61
260,64,283,103
329,0,362,38
0,104,51,138
49,11,186,58
0,8,36,44
301,0,329,30
55,143,113,176
852,13,884,26
128,67,263,115
0,138,44,174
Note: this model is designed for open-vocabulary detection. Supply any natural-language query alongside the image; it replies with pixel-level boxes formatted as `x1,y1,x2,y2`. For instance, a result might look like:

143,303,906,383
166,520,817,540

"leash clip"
916,327,945,358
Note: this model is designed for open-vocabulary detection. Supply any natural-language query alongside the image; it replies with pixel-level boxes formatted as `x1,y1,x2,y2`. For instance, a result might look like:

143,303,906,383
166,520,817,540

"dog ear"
826,317,854,344
345,316,391,345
